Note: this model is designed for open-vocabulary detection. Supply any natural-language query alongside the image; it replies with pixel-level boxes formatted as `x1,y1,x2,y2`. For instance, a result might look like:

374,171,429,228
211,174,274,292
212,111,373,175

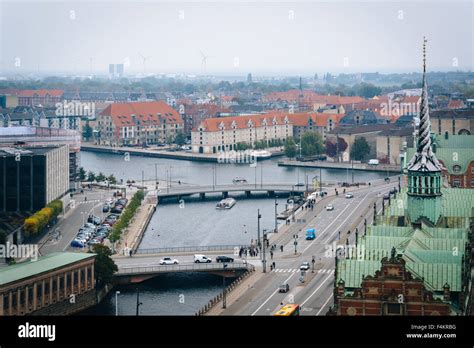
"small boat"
216,198,236,210
250,150,272,159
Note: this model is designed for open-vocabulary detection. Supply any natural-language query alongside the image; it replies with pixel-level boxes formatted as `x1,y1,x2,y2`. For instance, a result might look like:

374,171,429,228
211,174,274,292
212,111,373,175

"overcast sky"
0,0,472,75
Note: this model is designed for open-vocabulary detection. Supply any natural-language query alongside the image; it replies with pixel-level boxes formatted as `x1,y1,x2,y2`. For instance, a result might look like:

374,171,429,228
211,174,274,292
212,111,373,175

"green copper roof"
436,134,474,149
0,252,96,286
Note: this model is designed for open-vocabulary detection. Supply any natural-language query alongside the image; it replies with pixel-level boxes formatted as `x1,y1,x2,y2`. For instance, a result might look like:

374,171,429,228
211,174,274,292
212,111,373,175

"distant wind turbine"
199,50,213,73
138,52,150,74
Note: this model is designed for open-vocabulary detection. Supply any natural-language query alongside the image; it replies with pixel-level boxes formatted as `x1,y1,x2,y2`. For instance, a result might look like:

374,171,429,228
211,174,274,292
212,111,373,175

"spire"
407,37,442,172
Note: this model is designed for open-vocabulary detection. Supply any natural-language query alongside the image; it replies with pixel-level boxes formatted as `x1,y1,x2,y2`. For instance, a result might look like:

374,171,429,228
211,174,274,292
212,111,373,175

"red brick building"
18,90,64,107
332,253,451,316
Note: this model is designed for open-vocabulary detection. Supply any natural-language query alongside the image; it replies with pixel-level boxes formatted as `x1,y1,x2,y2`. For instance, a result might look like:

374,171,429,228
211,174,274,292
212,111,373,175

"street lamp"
115,291,120,316
274,196,278,233
136,288,142,316
293,234,298,255
222,263,228,309
257,209,262,254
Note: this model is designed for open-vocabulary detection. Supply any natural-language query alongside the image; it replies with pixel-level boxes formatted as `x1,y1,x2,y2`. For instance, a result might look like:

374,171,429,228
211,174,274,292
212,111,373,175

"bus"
274,304,300,316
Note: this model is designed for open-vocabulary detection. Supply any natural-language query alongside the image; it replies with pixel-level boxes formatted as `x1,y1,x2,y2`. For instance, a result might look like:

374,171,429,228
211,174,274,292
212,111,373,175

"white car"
326,204,334,211
345,193,354,199
300,262,310,271
194,254,212,263
160,257,179,265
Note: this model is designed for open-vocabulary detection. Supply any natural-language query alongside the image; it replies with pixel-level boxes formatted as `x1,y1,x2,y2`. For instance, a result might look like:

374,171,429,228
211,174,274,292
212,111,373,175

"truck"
368,159,379,165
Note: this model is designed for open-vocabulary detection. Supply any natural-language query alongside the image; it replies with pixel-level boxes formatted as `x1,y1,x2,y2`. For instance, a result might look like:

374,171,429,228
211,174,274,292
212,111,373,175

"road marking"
251,272,295,316
315,294,334,316
300,272,334,307
302,194,368,253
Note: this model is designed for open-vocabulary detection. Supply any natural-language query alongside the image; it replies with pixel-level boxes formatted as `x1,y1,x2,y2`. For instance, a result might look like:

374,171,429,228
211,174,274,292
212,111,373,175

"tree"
108,174,117,185
300,132,324,157
351,137,371,161
236,142,251,151
174,132,186,146
96,172,106,182
82,121,93,141
91,244,118,286
78,167,86,181
87,171,96,183
285,137,297,158
355,83,382,98
326,137,348,158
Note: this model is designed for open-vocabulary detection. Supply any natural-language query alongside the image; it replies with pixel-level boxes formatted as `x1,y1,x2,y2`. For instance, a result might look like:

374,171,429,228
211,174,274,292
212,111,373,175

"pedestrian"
84,196,87,201
270,264,273,271
270,251,273,259
178,180,181,185
272,261,276,270
338,231,341,240
280,245,283,252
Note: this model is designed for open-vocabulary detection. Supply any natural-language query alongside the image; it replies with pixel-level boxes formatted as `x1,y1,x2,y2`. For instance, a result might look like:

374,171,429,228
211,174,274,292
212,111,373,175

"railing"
135,244,251,255
156,183,308,196
116,262,251,275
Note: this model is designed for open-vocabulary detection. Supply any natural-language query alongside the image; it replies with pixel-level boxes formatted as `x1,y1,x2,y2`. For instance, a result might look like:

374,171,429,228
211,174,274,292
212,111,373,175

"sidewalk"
113,202,156,257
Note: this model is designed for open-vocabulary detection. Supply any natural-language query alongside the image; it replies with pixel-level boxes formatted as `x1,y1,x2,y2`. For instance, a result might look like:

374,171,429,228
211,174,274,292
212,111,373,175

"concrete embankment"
82,144,283,163
278,159,401,173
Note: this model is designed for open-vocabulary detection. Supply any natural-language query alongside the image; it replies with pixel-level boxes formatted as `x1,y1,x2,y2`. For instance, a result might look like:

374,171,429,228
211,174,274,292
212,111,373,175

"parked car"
70,239,85,248
194,254,212,263
216,256,234,263
295,183,305,187
383,193,390,200
345,193,354,199
232,177,248,184
390,188,398,195
89,238,102,245
278,283,290,293
102,204,110,213
326,204,334,211
300,262,310,271
111,205,123,214
87,215,101,225
159,257,179,265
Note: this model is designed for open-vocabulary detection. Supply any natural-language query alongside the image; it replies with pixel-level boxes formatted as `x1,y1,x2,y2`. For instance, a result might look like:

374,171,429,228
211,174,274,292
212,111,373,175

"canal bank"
278,159,401,173
82,144,284,163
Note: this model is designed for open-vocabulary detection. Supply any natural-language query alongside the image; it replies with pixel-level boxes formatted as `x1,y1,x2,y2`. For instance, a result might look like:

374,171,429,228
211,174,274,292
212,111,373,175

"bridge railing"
116,262,251,275
135,244,251,255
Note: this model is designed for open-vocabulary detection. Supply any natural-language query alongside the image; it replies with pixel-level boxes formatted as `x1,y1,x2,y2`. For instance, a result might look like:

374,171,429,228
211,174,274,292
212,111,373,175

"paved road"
38,189,116,255
220,180,396,316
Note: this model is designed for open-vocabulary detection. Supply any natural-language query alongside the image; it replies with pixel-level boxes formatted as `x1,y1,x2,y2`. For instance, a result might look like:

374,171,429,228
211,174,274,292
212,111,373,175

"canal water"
80,151,386,315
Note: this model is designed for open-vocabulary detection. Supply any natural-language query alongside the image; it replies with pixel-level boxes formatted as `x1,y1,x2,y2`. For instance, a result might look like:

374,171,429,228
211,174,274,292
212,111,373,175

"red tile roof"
287,112,345,127
18,89,64,97
100,101,183,127
197,113,290,132
447,100,465,109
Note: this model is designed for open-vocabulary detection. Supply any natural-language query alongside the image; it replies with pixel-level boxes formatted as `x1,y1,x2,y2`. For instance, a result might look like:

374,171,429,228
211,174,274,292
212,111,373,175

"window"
385,303,403,315
471,178,474,188
452,165,461,173
453,178,461,187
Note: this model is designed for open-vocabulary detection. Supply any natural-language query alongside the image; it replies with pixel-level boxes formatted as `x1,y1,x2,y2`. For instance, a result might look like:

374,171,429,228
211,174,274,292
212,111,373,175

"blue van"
306,228,316,240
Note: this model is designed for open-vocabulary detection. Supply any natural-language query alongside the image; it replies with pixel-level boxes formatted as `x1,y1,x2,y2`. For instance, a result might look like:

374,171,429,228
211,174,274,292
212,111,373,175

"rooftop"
0,252,95,286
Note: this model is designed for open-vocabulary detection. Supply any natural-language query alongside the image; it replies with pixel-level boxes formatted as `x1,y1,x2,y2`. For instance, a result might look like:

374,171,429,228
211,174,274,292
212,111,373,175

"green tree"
301,132,324,157
82,121,93,141
78,167,86,181
108,174,117,185
351,137,371,161
355,83,382,98
90,244,118,286
236,142,251,151
87,171,96,183
96,172,106,182
285,137,297,158
174,132,186,146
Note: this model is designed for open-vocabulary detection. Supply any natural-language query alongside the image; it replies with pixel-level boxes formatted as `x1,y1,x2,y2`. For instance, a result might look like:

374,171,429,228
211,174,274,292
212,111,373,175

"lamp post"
222,263,228,309
115,290,120,316
262,230,267,273
136,288,142,316
257,209,262,255
293,233,298,255
274,196,278,233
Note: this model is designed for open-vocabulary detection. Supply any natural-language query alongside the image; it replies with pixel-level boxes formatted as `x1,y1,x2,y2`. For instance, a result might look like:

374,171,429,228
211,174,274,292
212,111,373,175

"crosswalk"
272,268,334,274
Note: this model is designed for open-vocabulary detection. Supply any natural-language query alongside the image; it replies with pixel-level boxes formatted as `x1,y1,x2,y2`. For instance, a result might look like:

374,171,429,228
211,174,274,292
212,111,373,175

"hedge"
109,190,145,243
24,200,63,236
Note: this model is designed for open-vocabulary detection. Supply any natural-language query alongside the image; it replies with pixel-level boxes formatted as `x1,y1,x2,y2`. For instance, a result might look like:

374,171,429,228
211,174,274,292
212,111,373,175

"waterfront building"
191,113,292,154
376,126,414,165
288,112,345,141
0,252,96,316
0,146,70,213
332,41,474,316
97,101,184,146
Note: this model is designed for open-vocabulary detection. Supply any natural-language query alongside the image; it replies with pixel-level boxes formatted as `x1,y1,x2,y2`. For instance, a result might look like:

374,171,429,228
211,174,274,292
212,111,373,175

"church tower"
406,38,443,226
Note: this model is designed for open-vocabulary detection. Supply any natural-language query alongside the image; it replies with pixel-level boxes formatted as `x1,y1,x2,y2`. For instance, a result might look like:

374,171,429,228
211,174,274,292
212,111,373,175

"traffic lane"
114,253,243,267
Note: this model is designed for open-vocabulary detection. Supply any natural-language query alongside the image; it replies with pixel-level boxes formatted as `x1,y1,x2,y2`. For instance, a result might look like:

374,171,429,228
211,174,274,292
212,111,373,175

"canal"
80,150,386,315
